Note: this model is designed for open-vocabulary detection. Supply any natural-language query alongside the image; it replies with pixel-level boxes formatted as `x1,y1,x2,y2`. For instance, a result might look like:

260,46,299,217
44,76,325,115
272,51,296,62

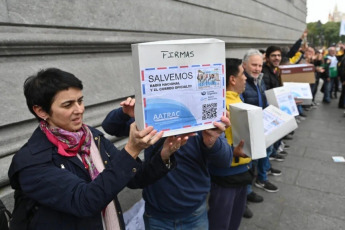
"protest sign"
263,105,298,147
132,38,226,137
265,86,299,116
283,82,313,105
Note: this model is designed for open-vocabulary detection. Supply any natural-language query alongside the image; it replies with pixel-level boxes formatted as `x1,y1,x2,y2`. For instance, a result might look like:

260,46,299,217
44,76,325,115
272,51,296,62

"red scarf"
39,121,94,171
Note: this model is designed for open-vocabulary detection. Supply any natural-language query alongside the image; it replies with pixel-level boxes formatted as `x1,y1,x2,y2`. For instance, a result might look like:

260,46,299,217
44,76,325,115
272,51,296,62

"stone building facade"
0,0,306,211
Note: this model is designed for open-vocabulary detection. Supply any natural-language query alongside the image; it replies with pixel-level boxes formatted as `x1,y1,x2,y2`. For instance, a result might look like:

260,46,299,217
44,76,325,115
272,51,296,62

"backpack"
9,190,38,230
0,199,12,230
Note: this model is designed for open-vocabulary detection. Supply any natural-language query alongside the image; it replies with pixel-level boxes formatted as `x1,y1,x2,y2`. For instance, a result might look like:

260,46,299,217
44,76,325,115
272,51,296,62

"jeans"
144,201,208,230
257,146,274,182
247,184,253,195
297,105,304,115
247,160,258,194
323,80,331,102
267,139,279,157
273,140,281,152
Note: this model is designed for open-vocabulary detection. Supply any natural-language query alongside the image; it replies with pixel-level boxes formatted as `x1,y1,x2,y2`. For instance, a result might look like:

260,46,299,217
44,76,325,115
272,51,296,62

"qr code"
202,103,217,120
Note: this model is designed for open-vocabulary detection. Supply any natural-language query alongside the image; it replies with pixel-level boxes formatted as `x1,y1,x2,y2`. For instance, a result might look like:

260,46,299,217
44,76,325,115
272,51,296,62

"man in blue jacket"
102,98,233,230
241,49,281,193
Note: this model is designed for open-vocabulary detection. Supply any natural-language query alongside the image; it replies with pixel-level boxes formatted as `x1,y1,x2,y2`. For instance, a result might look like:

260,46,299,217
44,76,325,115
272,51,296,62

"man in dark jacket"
262,46,282,91
242,49,280,193
262,46,288,161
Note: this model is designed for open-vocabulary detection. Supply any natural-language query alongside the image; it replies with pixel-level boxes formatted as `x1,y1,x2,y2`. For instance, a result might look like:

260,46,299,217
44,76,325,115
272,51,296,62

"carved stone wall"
0,0,306,211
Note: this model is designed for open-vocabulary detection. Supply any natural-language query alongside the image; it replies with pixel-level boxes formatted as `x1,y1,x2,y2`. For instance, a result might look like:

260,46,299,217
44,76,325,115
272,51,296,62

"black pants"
312,73,320,101
339,82,345,108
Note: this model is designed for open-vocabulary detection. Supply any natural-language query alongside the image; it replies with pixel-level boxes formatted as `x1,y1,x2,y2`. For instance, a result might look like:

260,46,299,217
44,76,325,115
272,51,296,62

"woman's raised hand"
125,122,163,159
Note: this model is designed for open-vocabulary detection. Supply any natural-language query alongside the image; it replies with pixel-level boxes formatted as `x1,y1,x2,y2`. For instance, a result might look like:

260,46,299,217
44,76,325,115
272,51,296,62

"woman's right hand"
125,122,163,159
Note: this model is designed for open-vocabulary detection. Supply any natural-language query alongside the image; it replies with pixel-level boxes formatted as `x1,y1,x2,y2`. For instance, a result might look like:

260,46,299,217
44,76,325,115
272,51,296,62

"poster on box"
275,91,298,115
283,82,313,105
263,110,285,135
263,105,298,147
132,39,226,137
265,87,299,116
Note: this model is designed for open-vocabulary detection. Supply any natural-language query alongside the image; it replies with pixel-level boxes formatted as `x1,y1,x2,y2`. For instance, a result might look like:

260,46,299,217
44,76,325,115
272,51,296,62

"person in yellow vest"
208,58,255,229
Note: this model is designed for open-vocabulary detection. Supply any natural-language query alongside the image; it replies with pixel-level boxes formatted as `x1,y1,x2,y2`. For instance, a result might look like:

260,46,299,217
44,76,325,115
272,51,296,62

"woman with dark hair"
8,68,187,230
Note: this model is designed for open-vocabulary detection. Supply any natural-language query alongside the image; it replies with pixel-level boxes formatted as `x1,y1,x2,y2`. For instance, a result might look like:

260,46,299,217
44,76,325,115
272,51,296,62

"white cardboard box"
283,82,313,105
132,38,226,137
263,105,298,147
265,86,299,116
229,103,267,160
132,39,225,136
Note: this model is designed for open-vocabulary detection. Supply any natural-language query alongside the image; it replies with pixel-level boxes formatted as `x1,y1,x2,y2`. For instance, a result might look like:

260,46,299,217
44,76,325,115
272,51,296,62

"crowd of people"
6,29,345,230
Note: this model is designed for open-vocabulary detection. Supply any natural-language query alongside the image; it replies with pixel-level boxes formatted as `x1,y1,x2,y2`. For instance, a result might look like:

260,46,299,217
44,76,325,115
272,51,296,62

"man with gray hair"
241,49,280,195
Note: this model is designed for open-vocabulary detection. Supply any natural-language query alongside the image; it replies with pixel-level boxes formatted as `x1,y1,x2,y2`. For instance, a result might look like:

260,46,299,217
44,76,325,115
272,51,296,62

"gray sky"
307,0,345,23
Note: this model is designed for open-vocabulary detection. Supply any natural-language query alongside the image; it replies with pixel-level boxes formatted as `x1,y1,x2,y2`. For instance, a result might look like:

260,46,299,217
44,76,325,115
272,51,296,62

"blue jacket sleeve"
102,108,133,137
261,81,269,108
200,132,233,168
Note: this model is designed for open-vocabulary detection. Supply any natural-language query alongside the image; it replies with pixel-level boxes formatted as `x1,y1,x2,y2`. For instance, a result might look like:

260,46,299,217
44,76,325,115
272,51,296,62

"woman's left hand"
160,133,196,162
125,122,163,159
202,116,229,149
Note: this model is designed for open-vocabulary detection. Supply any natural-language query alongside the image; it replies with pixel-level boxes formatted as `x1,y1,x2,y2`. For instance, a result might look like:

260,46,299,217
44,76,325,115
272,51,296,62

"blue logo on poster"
291,92,301,98
145,98,196,131
280,105,292,115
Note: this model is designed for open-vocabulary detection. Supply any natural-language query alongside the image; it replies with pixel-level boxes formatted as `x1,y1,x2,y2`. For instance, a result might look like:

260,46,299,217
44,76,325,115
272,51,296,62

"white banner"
340,19,345,36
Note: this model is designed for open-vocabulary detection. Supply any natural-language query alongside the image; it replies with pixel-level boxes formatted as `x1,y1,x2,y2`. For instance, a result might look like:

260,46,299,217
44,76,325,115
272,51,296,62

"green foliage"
307,20,345,47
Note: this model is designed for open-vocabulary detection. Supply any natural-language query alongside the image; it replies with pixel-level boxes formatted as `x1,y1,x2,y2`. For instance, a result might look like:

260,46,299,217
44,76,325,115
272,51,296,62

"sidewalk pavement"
240,95,345,230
